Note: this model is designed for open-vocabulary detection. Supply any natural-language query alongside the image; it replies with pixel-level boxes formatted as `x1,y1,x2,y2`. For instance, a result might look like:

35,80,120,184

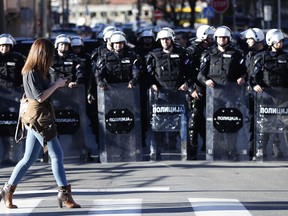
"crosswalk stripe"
189,198,252,216
0,199,41,216
89,199,142,216
14,187,170,195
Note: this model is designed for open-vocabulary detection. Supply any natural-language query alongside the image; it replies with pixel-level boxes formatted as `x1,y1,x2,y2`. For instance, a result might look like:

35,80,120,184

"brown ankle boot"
0,183,18,208
57,184,81,208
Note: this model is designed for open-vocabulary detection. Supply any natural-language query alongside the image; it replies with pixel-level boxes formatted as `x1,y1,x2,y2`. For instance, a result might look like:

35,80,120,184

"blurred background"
0,0,287,40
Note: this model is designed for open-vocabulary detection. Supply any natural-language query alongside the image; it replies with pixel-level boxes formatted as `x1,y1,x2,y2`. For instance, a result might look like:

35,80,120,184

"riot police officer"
198,26,247,160
0,34,25,88
70,36,95,161
240,28,266,160
133,28,157,147
50,34,89,161
175,31,190,48
0,33,26,165
87,25,117,103
71,36,91,68
50,34,86,87
96,31,142,89
186,24,215,160
134,28,157,58
198,26,246,87
250,29,288,160
146,27,191,161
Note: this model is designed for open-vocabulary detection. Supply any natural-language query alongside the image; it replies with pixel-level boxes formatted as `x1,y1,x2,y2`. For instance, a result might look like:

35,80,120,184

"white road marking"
0,199,41,216
189,198,252,216
89,199,142,216
14,187,170,195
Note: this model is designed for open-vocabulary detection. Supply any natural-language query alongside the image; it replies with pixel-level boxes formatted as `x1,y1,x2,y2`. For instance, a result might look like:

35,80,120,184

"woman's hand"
68,81,77,88
55,77,68,88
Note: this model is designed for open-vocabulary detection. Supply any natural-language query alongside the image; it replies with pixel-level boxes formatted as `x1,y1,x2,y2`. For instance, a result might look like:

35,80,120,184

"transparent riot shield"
255,87,288,161
148,88,188,161
206,83,250,161
0,87,24,165
97,83,142,163
52,84,97,159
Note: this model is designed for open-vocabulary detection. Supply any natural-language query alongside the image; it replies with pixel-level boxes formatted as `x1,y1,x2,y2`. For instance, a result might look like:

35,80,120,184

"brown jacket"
21,98,57,142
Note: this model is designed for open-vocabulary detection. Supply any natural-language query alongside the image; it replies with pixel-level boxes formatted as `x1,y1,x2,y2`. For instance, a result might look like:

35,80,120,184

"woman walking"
0,38,81,209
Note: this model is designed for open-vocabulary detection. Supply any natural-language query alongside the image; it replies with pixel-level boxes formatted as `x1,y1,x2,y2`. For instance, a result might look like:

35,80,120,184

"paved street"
0,159,288,216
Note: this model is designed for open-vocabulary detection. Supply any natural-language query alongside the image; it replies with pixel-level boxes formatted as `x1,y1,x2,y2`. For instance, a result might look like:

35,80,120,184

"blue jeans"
8,126,67,186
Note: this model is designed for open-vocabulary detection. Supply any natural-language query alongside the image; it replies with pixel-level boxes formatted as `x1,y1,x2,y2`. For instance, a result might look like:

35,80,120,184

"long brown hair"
22,38,54,79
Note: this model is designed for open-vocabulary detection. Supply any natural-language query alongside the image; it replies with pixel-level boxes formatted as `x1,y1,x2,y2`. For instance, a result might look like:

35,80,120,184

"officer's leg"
284,131,288,157
254,132,269,160
197,105,206,152
226,133,238,161
187,109,198,160
150,131,162,161
272,133,283,158
248,93,255,160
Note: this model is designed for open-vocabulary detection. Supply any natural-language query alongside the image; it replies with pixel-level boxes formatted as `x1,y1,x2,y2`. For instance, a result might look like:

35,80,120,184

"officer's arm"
250,54,263,88
96,57,107,88
197,52,210,86
130,57,142,86
146,53,159,88
75,62,86,84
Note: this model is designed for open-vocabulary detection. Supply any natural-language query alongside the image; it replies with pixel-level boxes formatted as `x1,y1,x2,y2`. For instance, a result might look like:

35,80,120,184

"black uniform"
0,50,25,165
0,51,25,87
50,52,86,85
88,44,111,96
146,44,191,160
198,44,246,86
97,46,142,87
245,47,266,160
146,45,190,89
133,38,157,147
198,43,247,160
250,50,288,159
185,39,209,159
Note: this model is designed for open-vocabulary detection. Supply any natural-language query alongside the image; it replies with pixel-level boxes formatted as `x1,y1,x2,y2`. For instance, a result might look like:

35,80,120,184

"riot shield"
206,83,250,161
148,88,188,161
97,83,142,163
52,84,97,159
255,87,288,161
0,87,24,165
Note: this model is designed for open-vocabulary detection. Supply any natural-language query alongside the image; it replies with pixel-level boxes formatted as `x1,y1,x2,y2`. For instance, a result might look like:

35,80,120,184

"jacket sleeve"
197,51,210,86
249,53,264,87
96,56,107,88
130,55,143,86
145,52,159,88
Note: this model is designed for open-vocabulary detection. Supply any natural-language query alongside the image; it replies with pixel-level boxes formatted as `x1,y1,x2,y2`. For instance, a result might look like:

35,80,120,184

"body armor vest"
246,51,258,77
0,52,25,87
104,50,136,83
150,47,186,85
262,51,288,87
51,53,82,82
187,41,203,71
208,46,243,84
